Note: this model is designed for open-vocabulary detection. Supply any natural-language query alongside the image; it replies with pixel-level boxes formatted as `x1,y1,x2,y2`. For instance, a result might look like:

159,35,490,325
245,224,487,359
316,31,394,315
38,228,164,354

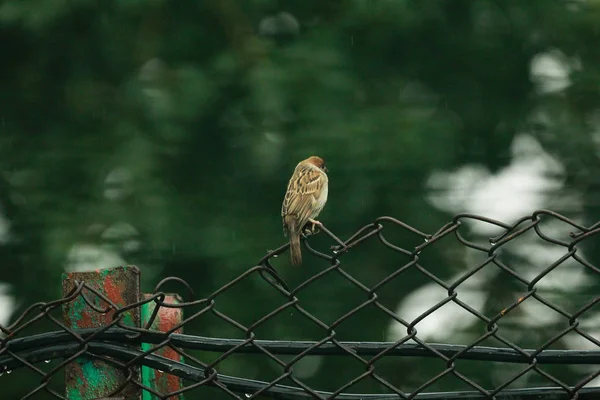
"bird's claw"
307,219,322,235
300,219,323,237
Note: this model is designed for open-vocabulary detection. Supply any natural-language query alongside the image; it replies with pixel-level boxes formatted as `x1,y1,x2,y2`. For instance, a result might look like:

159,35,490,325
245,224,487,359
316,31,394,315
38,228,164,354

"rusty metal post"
62,265,142,400
141,294,185,399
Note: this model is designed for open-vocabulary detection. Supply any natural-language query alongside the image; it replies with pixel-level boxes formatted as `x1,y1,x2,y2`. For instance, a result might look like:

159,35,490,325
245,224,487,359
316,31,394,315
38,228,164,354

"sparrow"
281,156,329,266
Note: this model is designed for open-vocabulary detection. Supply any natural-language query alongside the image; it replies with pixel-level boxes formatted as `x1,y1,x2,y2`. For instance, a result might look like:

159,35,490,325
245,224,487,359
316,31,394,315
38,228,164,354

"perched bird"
281,156,329,266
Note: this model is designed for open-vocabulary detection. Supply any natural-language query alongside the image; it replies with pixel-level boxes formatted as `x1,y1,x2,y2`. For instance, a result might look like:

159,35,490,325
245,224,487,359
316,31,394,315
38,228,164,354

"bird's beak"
323,166,329,173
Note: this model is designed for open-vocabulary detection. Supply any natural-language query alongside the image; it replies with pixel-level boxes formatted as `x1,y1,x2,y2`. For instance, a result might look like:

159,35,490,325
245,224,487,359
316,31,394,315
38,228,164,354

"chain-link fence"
1,210,599,399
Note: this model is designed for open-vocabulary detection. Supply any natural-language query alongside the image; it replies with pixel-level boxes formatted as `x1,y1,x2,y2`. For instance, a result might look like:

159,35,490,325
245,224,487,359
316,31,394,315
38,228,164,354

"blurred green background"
1,0,600,398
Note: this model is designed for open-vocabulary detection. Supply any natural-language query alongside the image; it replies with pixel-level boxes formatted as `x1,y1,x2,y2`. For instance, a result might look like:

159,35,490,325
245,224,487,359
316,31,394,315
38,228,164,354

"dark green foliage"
1,0,599,398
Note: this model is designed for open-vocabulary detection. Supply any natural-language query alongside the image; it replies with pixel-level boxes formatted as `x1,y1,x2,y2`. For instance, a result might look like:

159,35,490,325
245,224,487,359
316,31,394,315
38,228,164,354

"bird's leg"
308,218,323,234
300,223,313,237
301,225,314,237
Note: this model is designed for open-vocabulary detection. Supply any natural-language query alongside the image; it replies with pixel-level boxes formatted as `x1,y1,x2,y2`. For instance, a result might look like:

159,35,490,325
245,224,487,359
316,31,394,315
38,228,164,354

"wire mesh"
1,210,599,399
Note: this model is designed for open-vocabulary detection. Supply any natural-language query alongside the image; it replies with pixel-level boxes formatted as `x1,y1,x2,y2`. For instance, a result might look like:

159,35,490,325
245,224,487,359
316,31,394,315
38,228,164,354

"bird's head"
305,156,328,173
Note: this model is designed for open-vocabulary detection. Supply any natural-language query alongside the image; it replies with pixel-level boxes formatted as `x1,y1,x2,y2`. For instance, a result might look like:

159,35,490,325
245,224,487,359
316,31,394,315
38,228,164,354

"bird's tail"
285,216,302,266
290,231,302,266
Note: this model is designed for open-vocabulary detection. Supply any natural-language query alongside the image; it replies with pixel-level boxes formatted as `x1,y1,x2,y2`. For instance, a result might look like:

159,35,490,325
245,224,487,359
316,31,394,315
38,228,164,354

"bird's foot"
308,218,323,234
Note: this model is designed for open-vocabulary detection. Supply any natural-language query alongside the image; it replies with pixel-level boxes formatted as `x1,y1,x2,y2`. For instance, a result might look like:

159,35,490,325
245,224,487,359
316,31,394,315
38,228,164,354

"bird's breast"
314,176,328,214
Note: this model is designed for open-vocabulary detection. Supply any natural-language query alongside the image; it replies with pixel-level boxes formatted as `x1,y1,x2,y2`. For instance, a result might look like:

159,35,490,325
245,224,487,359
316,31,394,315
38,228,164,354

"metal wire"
0,210,599,399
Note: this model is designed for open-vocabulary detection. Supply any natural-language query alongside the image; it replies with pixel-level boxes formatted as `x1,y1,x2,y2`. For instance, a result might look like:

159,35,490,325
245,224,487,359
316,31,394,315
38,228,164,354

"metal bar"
2,341,600,400
6,327,600,365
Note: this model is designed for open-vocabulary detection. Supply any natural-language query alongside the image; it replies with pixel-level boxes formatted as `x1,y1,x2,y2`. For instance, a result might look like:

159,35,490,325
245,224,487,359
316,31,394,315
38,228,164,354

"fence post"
62,265,142,400
141,294,185,399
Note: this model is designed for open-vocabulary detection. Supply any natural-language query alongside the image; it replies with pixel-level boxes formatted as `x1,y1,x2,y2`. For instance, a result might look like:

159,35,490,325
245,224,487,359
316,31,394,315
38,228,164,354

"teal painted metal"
141,294,185,399
62,266,142,400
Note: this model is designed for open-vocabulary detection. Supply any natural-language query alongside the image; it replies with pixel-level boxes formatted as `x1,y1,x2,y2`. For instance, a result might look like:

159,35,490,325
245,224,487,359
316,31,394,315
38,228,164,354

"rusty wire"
0,210,599,399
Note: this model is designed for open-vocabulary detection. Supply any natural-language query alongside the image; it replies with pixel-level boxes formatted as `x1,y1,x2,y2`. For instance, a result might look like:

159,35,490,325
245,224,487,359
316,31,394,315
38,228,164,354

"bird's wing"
282,167,325,231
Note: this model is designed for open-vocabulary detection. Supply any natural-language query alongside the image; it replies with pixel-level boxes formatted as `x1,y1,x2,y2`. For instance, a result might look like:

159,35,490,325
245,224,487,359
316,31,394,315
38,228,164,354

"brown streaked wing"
281,167,325,231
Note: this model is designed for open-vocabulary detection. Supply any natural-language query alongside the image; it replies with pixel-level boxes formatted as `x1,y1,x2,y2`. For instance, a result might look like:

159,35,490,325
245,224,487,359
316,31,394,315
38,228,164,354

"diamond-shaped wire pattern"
1,211,599,399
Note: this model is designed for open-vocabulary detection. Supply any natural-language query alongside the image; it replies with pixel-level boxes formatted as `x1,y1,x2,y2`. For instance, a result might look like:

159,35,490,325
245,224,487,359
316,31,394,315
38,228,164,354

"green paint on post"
122,312,135,327
62,265,142,400
68,296,88,329
140,301,152,400
141,294,185,400
67,388,81,400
